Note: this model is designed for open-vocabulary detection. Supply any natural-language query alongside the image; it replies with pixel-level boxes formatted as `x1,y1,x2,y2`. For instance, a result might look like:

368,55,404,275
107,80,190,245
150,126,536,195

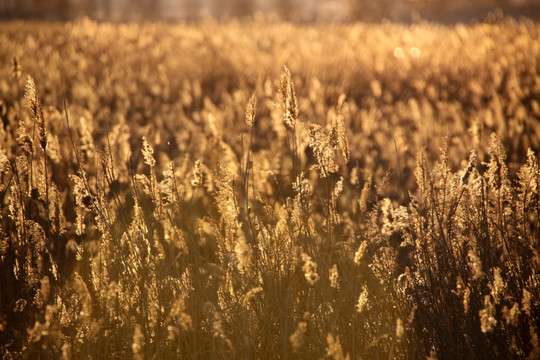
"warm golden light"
0,13,539,360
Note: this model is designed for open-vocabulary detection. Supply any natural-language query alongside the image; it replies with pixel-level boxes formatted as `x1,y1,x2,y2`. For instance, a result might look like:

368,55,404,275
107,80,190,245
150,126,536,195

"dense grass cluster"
0,18,539,359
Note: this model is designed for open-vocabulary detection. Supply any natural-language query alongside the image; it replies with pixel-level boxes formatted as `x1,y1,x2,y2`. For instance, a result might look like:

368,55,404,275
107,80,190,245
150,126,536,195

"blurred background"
1,0,540,23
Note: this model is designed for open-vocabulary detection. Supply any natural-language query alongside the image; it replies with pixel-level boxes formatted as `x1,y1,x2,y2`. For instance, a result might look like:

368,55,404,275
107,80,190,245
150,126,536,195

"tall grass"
0,18,539,359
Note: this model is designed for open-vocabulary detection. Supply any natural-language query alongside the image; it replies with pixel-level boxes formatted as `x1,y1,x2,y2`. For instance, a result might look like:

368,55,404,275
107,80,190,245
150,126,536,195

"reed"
0,18,538,359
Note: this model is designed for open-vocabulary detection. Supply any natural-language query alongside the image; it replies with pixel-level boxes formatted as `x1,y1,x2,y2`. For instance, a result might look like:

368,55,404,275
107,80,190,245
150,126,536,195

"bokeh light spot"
410,47,421,58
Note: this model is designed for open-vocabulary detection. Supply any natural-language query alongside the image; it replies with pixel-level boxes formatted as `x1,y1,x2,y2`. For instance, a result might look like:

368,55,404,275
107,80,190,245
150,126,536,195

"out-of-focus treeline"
2,0,540,22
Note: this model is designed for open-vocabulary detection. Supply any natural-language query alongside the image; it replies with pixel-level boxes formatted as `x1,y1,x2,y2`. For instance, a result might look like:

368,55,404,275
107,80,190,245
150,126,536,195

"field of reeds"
0,17,539,359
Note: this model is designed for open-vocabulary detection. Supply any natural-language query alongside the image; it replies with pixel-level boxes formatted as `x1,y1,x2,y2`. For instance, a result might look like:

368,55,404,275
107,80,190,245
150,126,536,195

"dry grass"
0,17,539,359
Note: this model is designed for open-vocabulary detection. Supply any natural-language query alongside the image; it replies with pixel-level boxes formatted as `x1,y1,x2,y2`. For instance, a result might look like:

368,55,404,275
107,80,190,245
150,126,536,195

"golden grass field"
0,17,539,359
